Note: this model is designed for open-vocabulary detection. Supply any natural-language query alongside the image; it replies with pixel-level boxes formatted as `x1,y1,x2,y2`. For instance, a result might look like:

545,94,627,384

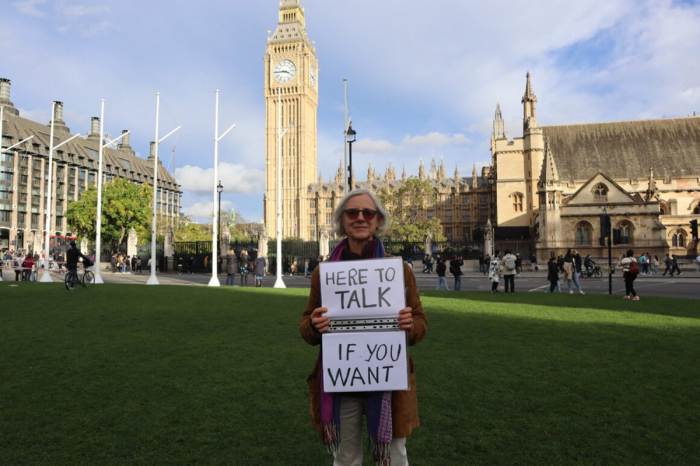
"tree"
376,177,446,242
173,220,212,242
66,178,152,248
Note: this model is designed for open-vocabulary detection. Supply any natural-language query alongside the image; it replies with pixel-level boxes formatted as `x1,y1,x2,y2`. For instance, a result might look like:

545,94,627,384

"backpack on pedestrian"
504,255,516,271
629,260,639,275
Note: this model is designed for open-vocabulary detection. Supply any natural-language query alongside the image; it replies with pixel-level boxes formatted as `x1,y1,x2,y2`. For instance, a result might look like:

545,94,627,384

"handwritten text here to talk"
320,257,405,320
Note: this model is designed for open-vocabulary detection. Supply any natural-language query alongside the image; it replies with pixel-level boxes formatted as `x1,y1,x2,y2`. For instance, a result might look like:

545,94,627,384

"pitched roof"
542,116,700,182
2,111,178,189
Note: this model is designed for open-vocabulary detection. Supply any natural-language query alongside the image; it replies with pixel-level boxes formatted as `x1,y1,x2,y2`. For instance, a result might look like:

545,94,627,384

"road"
39,266,700,300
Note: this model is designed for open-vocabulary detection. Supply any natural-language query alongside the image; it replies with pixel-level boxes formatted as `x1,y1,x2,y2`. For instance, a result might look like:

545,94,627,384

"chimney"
48,101,70,133
86,116,101,141
0,78,19,116
119,130,131,148
118,129,135,156
148,141,163,165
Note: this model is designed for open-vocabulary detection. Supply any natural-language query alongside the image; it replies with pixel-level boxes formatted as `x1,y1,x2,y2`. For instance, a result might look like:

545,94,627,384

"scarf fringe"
322,420,340,454
369,435,391,465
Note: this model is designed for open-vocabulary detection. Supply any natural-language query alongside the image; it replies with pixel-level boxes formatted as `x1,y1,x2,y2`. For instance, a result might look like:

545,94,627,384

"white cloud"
354,138,398,154
180,201,215,221
175,162,265,196
12,0,47,17
402,132,471,147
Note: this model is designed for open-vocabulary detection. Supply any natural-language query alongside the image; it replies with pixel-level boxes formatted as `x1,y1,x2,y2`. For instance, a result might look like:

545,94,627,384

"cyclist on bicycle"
584,255,596,275
66,241,90,276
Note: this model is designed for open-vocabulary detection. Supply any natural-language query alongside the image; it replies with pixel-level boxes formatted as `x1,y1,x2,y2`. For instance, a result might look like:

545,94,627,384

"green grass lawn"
1,283,699,465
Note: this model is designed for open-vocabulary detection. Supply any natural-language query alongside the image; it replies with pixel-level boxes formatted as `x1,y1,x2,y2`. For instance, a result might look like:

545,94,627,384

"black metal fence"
266,240,319,275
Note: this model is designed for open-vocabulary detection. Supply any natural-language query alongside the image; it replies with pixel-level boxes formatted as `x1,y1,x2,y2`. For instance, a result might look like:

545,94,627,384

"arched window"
575,222,592,246
511,192,524,212
671,230,686,248
617,221,633,245
594,183,608,201
694,205,700,215
659,201,669,215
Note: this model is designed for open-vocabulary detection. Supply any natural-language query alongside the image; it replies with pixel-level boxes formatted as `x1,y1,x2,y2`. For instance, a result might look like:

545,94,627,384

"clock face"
309,65,317,89
274,60,296,83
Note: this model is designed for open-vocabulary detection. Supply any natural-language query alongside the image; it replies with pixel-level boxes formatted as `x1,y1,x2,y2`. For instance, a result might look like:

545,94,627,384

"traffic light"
691,219,699,240
600,214,611,245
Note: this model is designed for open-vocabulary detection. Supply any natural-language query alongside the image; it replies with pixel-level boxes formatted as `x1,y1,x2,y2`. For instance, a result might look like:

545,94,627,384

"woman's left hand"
398,307,413,331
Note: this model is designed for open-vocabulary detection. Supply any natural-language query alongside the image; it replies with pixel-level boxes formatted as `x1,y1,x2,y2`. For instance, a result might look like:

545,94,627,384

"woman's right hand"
311,307,330,334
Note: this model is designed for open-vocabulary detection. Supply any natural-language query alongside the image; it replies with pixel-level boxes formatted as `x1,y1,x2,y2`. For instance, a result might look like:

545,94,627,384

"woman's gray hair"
331,189,391,237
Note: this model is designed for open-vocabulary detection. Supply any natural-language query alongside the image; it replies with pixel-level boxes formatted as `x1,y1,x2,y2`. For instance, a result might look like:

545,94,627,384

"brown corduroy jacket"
300,261,427,439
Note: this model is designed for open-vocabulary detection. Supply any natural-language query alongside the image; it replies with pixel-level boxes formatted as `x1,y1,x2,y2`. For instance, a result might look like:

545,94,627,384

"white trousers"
333,395,408,466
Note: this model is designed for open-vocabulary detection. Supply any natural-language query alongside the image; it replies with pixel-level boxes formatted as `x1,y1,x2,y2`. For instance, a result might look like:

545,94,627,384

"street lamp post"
147,93,181,286
208,90,236,288
346,124,356,190
93,100,131,285
217,181,223,252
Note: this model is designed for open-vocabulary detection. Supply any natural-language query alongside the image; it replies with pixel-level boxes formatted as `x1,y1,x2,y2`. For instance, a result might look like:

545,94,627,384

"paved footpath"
32,266,700,300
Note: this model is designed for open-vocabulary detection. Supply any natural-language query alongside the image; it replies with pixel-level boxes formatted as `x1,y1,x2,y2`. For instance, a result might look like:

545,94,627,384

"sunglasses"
343,208,379,221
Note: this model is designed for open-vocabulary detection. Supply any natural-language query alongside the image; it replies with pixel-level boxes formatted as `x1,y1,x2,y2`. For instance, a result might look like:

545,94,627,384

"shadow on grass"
1,283,699,464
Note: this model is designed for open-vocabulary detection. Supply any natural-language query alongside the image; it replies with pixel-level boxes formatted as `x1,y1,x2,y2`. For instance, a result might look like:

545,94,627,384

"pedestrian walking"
662,254,673,277
501,249,517,294
435,258,449,290
652,255,659,274
530,253,538,272
489,250,501,293
563,248,584,294
239,250,250,286
672,255,682,275
224,249,238,286
450,255,463,291
619,249,640,300
547,256,561,292
253,254,266,287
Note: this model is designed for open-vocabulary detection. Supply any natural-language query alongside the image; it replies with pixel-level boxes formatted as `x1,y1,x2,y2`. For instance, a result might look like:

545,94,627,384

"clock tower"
264,0,318,240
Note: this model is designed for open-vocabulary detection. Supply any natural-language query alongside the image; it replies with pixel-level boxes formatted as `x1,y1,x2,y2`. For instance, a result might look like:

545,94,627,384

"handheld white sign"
322,331,409,392
320,257,405,320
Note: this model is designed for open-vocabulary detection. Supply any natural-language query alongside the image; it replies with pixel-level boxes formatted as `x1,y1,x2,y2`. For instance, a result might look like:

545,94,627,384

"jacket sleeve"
300,267,323,346
403,262,427,346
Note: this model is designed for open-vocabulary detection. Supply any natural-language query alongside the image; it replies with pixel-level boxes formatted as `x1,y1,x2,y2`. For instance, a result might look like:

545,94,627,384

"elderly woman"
300,189,427,466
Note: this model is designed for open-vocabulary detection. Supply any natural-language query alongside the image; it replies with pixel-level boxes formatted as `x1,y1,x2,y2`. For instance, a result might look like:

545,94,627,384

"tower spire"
539,138,560,184
493,99,505,140
522,72,538,131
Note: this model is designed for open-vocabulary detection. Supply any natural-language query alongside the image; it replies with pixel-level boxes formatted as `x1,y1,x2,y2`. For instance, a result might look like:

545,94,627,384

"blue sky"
2,0,699,224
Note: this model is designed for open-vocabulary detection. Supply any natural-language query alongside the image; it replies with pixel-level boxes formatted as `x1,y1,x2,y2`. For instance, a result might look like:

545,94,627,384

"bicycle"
580,265,603,278
64,260,95,290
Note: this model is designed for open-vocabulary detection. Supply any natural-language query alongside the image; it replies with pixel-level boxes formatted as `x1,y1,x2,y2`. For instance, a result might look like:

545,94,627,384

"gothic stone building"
0,78,181,251
492,73,700,259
